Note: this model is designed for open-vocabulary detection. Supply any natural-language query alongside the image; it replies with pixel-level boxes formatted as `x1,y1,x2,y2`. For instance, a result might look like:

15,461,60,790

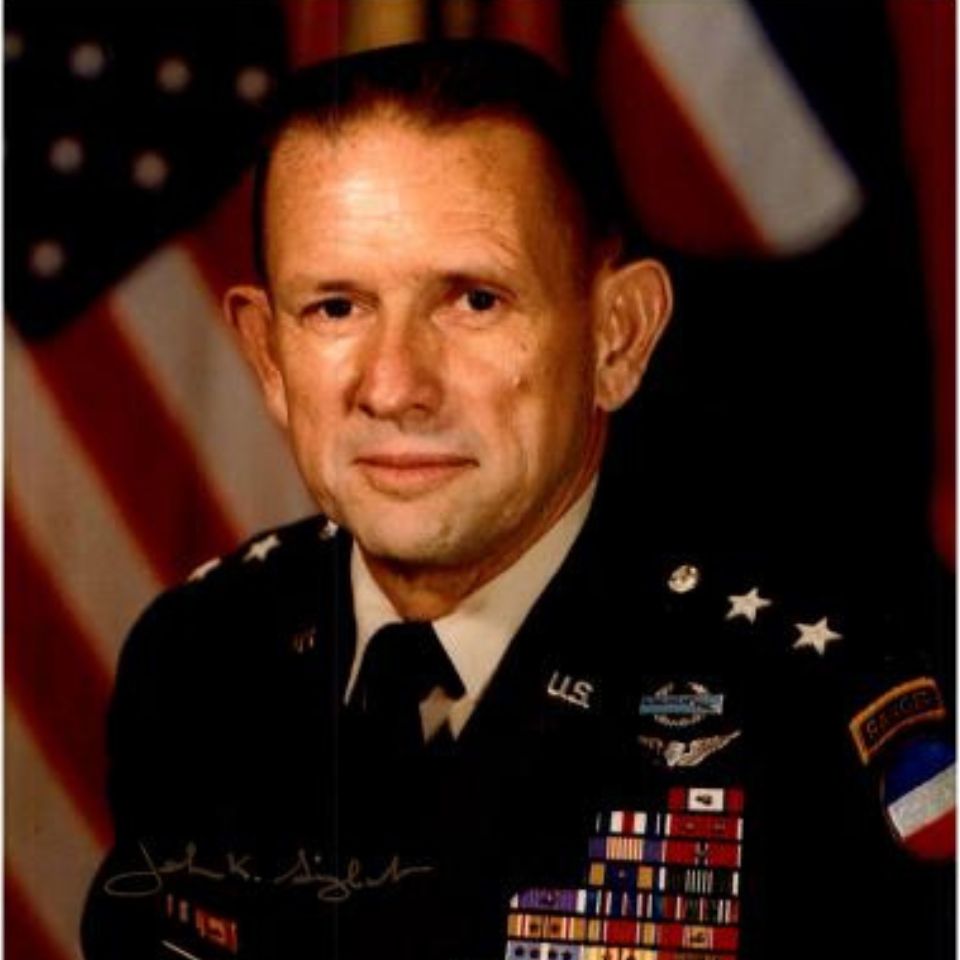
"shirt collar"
347,479,597,733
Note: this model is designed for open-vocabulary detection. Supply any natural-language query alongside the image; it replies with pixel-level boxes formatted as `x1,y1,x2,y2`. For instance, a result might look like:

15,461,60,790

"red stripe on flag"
4,870,71,960
282,0,346,68
887,0,955,567
6,511,113,846
486,0,567,71
185,177,257,294
598,7,767,256
28,300,239,583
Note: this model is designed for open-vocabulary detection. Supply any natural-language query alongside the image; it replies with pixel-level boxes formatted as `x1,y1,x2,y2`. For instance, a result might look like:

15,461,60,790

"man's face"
254,114,609,574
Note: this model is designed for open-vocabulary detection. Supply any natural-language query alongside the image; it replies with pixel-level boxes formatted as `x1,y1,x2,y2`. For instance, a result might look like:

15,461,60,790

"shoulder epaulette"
184,514,341,585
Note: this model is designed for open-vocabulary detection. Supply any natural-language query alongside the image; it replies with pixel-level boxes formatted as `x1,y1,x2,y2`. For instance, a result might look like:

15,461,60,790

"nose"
354,312,443,424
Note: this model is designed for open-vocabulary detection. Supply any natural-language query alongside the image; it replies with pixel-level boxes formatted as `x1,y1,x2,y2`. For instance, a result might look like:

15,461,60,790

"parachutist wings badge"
638,730,742,768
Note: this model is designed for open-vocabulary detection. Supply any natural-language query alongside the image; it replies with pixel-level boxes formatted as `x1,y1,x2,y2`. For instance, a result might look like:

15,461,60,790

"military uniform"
82,477,953,960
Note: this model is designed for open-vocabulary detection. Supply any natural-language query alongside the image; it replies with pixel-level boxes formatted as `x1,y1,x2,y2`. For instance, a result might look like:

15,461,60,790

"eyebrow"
286,260,523,294
276,277,369,296
437,270,514,290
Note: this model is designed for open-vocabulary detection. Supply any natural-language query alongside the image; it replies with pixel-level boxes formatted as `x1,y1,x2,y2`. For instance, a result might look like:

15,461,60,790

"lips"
353,451,476,496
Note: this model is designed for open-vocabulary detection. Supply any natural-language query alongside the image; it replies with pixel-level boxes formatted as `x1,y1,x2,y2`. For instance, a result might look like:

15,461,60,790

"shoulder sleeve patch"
849,676,947,765
882,738,955,860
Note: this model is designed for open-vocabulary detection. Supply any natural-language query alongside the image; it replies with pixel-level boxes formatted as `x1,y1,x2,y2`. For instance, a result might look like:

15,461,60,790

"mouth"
353,452,477,497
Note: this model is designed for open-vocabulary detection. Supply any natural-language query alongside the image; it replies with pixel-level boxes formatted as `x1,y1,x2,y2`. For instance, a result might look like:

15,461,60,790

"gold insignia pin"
668,563,700,593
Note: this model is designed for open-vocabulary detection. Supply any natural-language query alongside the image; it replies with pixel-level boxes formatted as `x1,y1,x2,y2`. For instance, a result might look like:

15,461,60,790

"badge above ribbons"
636,680,742,772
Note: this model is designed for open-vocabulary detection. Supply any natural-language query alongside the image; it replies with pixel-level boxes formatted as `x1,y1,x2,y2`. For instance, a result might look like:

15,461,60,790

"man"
83,40,952,960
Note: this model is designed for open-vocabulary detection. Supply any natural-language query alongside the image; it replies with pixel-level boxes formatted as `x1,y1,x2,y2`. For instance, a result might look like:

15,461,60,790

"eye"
462,288,499,312
304,296,355,321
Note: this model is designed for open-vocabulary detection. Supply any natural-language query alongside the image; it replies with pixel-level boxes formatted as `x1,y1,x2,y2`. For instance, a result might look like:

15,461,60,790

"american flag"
5,2,951,957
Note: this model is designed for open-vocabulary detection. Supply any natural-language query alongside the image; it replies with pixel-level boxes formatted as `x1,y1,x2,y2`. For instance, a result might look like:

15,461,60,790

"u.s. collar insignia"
546,671,594,710
638,730,742,768
639,681,724,728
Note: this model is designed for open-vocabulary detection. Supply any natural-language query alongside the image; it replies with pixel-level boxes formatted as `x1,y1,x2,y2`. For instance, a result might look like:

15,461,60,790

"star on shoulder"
244,532,281,563
793,617,843,656
725,587,772,623
187,556,222,582
184,516,341,584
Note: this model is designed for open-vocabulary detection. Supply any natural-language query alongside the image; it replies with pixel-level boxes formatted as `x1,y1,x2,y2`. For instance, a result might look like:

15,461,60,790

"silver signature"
104,841,434,903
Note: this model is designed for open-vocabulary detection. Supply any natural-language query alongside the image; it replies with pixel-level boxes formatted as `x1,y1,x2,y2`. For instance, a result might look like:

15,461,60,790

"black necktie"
352,621,465,752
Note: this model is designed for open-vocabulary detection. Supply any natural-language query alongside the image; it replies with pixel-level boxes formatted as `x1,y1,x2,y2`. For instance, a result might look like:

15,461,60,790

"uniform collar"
347,479,597,736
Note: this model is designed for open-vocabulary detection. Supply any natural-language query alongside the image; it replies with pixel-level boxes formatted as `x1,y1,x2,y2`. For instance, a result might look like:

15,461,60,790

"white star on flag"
793,617,843,655
726,587,772,623
244,533,281,563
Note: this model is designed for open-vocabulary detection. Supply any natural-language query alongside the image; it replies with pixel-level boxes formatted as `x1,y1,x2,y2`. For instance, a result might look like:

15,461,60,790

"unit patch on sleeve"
505,787,745,959
848,677,946,765
881,737,955,860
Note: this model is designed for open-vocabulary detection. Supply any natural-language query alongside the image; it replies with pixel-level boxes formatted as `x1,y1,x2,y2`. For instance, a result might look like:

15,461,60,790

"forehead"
261,113,586,281
268,108,570,196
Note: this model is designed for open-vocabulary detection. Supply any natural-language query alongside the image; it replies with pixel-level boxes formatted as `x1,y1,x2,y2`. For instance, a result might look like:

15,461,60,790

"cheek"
278,332,349,416
277,352,345,461
483,337,585,461
504,324,594,413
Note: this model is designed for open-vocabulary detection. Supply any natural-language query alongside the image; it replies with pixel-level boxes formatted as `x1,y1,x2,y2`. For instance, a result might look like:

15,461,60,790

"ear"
223,285,289,428
593,259,673,412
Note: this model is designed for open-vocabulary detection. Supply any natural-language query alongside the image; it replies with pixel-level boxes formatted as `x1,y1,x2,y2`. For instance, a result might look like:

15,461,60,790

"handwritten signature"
104,841,433,903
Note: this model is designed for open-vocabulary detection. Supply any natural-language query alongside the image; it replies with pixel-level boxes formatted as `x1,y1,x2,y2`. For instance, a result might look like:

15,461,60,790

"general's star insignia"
244,533,280,563
793,617,843,655
318,518,339,541
188,557,221,582
726,587,772,623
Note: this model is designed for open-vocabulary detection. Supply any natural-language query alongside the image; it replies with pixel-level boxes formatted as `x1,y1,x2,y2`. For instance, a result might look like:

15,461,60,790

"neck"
361,417,606,621
362,555,506,622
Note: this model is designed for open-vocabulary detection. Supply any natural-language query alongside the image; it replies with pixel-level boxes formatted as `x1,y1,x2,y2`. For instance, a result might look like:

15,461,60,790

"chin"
349,511,486,569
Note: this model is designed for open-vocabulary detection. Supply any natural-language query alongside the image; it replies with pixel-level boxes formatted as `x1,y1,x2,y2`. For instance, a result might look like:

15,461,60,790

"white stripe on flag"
6,700,104,960
6,327,161,672
888,764,956,838
110,245,314,535
622,0,862,253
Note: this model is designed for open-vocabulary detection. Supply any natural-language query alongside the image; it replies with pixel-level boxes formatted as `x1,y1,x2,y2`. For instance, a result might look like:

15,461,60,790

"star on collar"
726,587,772,623
793,617,843,655
244,533,281,563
